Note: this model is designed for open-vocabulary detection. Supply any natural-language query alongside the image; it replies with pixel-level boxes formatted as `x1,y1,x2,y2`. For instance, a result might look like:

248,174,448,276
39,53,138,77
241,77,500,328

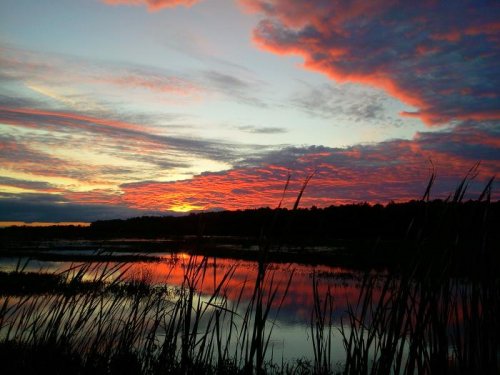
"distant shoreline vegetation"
1,199,498,240
0,221,91,228
1,199,499,274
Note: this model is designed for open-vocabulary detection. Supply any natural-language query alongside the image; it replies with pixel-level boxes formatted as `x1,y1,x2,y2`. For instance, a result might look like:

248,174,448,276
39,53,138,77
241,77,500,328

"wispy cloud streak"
102,0,200,11
0,106,252,164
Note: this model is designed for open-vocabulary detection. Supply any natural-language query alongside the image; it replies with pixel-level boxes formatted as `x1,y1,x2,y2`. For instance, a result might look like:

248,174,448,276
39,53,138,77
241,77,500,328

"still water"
0,250,364,365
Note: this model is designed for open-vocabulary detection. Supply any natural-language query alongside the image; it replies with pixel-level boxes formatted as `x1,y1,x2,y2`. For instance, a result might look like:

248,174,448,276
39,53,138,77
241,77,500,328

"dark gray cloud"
416,121,500,161
0,94,43,109
0,177,56,191
0,193,166,222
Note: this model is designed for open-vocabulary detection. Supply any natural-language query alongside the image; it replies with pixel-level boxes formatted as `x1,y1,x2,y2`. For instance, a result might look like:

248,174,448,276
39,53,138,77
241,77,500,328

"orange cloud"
2,118,498,221
104,74,201,96
121,123,500,212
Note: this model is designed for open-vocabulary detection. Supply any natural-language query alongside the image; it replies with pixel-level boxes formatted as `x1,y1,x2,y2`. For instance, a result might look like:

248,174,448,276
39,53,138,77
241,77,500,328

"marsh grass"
339,262,499,374
0,176,303,374
0,172,498,374
338,172,499,375
311,273,335,374
0,252,299,374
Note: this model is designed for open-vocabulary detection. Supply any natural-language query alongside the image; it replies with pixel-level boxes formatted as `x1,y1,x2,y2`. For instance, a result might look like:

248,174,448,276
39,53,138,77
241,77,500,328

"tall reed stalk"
338,171,499,375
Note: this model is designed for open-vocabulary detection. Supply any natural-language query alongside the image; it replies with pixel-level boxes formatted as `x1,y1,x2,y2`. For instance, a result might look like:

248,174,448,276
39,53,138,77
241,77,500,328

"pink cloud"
102,0,200,11
104,74,200,96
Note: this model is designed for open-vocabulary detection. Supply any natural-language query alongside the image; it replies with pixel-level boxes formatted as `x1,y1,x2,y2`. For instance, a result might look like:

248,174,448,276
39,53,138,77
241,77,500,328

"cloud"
2,119,497,221
0,135,99,181
0,177,58,192
0,106,251,165
0,44,269,109
0,103,280,204
202,70,269,107
243,0,500,125
120,122,500,212
0,105,256,196
105,73,200,96
0,193,165,222
237,125,287,134
102,0,200,11
0,44,202,102
291,82,388,123
0,94,42,109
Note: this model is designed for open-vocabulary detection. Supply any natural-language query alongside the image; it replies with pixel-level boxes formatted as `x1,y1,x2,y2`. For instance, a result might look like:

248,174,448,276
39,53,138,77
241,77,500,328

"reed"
338,172,499,375
0,252,297,374
310,273,335,374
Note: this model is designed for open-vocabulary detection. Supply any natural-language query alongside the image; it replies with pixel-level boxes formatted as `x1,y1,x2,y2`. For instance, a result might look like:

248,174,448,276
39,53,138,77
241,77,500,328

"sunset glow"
0,0,498,222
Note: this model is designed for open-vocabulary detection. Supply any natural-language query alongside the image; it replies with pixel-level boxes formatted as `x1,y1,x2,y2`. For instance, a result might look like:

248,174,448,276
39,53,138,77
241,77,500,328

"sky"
0,0,499,223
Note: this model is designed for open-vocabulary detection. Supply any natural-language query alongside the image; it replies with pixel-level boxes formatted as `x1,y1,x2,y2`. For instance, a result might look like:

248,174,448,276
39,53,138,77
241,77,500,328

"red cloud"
102,0,200,11
243,1,500,125
121,123,500,212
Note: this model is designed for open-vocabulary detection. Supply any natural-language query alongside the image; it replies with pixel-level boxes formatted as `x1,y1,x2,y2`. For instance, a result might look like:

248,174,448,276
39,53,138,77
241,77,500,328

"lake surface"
0,249,364,365
2,242,493,373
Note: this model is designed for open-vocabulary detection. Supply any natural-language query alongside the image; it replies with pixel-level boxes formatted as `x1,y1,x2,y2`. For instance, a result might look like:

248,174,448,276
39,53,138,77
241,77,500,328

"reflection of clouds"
0,258,67,274
123,256,361,324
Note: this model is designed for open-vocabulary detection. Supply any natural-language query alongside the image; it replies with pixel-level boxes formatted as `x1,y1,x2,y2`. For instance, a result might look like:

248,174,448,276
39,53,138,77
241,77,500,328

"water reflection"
0,252,361,363
0,252,362,322
1,248,494,373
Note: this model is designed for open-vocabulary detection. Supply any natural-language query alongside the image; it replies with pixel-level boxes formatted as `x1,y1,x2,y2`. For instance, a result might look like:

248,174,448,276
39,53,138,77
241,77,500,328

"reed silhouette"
0,173,498,374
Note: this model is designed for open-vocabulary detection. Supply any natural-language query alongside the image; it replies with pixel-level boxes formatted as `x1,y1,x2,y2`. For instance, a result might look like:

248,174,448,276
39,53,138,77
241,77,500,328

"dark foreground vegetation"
1,232,498,374
1,176,499,374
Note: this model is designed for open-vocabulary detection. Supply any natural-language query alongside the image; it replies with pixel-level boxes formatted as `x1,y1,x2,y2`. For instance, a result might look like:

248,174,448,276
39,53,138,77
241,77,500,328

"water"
2,243,492,373
0,248,362,365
